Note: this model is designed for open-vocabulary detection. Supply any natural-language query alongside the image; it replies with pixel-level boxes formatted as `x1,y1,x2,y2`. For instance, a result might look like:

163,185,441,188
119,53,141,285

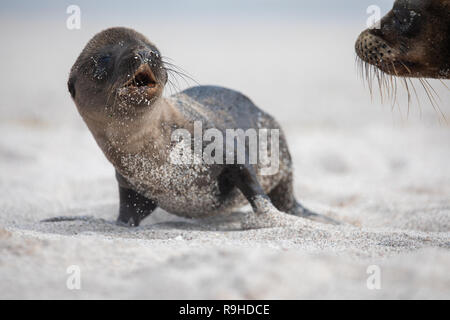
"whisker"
168,71,182,92
375,68,384,103
424,79,441,102
422,78,447,122
400,61,412,75
356,55,447,121
438,79,449,90
162,59,199,82
419,78,440,117
167,68,199,87
408,78,422,118
402,78,411,115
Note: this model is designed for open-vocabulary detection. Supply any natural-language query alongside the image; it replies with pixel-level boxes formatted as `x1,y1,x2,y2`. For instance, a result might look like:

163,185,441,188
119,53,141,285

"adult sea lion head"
355,0,450,79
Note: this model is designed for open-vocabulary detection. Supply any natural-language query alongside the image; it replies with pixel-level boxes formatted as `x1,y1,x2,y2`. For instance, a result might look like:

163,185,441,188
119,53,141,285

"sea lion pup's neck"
84,97,182,159
68,27,175,162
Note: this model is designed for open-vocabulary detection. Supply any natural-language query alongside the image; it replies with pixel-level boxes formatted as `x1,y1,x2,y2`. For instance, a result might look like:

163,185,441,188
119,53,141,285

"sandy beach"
0,14,449,299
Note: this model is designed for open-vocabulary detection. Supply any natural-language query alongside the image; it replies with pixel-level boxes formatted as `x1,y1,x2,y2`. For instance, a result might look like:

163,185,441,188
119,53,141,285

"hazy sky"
2,0,395,21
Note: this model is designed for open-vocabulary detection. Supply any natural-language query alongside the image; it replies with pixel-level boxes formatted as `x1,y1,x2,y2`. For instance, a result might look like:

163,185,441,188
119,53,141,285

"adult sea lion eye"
392,8,421,36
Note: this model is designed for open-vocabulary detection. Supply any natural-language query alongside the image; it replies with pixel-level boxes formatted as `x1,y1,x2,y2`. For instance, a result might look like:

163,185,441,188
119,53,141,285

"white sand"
0,19,449,299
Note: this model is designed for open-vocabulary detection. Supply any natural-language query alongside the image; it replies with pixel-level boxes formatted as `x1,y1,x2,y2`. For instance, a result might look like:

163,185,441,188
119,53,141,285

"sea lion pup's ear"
68,76,76,99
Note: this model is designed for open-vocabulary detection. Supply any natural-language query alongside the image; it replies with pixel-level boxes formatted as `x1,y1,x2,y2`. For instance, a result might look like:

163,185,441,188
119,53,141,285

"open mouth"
125,63,158,89
118,63,161,104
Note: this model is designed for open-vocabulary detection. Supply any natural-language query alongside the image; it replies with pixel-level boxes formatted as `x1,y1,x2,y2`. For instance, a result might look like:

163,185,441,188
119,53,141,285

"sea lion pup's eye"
92,54,113,80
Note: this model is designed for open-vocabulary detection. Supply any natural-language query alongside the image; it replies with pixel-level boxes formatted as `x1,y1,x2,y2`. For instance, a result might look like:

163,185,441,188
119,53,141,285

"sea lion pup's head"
68,27,168,122
355,0,450,79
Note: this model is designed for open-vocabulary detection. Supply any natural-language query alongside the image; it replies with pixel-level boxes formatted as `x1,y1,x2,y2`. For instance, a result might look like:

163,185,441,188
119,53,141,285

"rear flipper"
227,164,279,215
268,172,340,225
290,202,340,225
228,164,339,228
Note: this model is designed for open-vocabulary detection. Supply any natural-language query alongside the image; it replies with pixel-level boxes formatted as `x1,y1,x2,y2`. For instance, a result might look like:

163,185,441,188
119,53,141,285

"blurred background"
0,0,449,299
2,0,447,126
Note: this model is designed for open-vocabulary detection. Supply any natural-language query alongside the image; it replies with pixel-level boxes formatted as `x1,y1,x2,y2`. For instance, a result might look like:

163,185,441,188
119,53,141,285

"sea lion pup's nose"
135,49,159,65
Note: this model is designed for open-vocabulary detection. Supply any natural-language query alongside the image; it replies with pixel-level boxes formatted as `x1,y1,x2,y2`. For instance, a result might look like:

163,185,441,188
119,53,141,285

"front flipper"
116,171,157,227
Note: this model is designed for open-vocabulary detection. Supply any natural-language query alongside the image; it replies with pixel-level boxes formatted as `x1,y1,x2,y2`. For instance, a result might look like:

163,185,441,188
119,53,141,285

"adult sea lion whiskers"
355,54,446,118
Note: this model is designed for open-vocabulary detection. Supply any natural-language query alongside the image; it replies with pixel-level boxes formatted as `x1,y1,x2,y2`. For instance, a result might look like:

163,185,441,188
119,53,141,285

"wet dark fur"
355,0,449,114
356,0,450,79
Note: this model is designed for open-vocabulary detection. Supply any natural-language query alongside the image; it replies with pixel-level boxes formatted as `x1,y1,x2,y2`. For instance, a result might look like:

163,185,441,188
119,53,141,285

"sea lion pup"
67,27,335,227
355,0,450,79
